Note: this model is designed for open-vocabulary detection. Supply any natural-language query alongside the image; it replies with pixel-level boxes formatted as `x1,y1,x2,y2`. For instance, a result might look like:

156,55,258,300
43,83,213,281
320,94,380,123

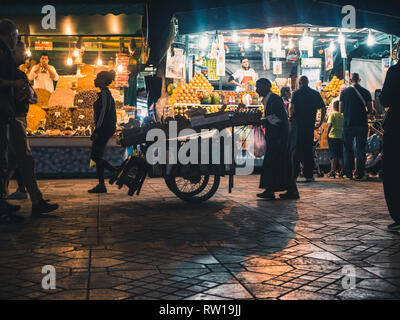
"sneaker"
256,191,275,200
7,190,28,200
327,172,336,178
355,175,368,181
32,199,59,217
88,184,107,194
279,192,300,200
388,223,400,232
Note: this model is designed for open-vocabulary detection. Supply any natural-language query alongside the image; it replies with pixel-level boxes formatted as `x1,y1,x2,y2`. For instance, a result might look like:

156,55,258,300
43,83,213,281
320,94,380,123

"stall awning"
175,0,400,36
0,3,145,36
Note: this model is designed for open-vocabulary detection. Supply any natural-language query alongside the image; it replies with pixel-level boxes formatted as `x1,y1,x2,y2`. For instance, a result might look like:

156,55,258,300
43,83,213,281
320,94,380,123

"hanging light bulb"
97,41,103,66
26,48,31,57
232,32,239,42
244,37,250,49
66,39,73,66
367,29,375,46
263,32,270,51
73,49,79,57
117,64,123,73
329,40,336,53
200,36,209,50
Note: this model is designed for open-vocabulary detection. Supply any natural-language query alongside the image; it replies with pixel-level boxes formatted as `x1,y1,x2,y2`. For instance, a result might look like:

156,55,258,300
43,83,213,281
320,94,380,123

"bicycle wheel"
165,174,220,203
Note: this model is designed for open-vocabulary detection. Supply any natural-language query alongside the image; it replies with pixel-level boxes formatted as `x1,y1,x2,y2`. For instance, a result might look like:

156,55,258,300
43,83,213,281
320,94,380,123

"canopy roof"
0,3,145,36
175,0,400,36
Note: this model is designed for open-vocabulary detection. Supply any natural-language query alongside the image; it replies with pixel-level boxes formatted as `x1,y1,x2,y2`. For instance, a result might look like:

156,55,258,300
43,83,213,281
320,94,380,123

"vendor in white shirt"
28,52,59,92
229,57,258,90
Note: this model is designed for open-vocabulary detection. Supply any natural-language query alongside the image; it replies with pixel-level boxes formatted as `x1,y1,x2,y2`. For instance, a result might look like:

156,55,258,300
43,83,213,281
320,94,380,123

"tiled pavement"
0,176,399,300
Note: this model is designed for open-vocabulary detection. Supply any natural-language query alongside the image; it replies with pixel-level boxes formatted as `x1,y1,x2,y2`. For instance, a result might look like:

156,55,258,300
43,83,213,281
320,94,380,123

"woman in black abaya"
256,78,299,200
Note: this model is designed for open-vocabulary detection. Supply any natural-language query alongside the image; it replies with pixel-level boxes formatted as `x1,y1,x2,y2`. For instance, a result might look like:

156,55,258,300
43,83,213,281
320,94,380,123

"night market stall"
1,3,152,177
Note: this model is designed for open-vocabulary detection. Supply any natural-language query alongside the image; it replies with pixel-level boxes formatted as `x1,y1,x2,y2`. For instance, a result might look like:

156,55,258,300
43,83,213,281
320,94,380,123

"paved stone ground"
0,176,399,300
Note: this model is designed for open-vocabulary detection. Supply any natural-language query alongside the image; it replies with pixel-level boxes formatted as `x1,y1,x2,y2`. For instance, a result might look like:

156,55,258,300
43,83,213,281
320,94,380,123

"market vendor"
229,57,258,90
28,52,59,92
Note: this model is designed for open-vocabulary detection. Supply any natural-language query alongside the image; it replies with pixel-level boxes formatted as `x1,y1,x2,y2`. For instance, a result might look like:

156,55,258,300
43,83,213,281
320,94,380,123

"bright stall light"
200,36,209,50
26,48,31,57
329,40,336,53
97,57,103,66
232,33,239,42
73,49,79,57
66,57,73,66
367,30,375,46
117,64,123,73
244,38,250,49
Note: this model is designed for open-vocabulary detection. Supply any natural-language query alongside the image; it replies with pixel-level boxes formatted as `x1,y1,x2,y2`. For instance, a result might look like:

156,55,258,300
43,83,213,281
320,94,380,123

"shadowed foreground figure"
380,58,400,232
256,78,299,200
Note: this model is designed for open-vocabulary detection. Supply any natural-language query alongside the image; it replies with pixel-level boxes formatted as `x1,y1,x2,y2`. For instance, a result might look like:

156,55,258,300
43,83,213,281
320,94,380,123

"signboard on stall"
166,47,185,79
325,49,333,71
273,61,282,75
34,41,53,51
301,58,322,68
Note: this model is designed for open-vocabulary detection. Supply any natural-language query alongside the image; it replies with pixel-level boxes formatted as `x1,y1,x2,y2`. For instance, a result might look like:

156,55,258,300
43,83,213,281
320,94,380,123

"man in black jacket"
290,76,326,182
380,59,400,232
0,19,24,223
6,41,59,218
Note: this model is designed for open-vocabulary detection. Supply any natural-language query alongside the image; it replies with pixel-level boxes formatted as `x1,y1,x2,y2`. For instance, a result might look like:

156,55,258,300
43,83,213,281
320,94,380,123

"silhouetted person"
0,19,23,223
256,78,299,200
88,71,117,194
7,40,58,218
339,73,372,180
290,75,326,182
380,59,400,232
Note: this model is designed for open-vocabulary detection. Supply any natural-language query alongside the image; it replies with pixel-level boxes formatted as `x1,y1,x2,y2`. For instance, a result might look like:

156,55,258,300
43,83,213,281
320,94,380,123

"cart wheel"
165,175,220,203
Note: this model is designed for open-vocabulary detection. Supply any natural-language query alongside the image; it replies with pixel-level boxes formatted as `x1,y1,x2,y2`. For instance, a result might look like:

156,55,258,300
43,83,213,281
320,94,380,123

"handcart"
112,107,262,203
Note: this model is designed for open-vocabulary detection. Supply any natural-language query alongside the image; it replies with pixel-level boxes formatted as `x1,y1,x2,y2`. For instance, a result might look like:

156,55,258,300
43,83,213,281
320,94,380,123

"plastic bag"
248,126,266,158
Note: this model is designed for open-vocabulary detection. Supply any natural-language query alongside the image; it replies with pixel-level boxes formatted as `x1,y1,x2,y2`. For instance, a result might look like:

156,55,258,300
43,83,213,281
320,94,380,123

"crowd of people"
255,62,399,231
0,18,399,231
0,20,119,224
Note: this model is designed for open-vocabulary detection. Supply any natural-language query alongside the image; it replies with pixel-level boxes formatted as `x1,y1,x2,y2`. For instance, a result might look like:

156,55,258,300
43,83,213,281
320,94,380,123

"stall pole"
342,57,347,80
185,35,189,82
389,34,393,66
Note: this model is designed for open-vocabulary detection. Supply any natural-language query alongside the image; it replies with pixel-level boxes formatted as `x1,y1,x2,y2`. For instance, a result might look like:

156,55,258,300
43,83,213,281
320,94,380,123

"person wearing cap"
255,78,299,200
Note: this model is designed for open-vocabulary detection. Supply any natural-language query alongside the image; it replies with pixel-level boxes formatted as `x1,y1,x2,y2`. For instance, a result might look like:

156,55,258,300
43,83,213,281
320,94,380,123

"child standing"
88,71,117,193
327,100,344,178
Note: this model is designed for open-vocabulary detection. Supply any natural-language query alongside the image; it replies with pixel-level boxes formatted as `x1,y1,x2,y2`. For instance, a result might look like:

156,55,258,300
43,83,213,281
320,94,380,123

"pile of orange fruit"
168,72,214,105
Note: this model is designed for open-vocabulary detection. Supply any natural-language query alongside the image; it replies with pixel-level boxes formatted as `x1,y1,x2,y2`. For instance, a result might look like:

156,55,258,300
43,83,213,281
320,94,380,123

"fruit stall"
3,4,148,177
167,20,398,169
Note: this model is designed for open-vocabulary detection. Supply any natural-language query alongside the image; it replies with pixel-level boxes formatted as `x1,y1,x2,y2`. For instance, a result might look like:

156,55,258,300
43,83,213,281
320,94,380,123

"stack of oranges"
168,72,214,105
168,81,201,105
190,72,214,91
